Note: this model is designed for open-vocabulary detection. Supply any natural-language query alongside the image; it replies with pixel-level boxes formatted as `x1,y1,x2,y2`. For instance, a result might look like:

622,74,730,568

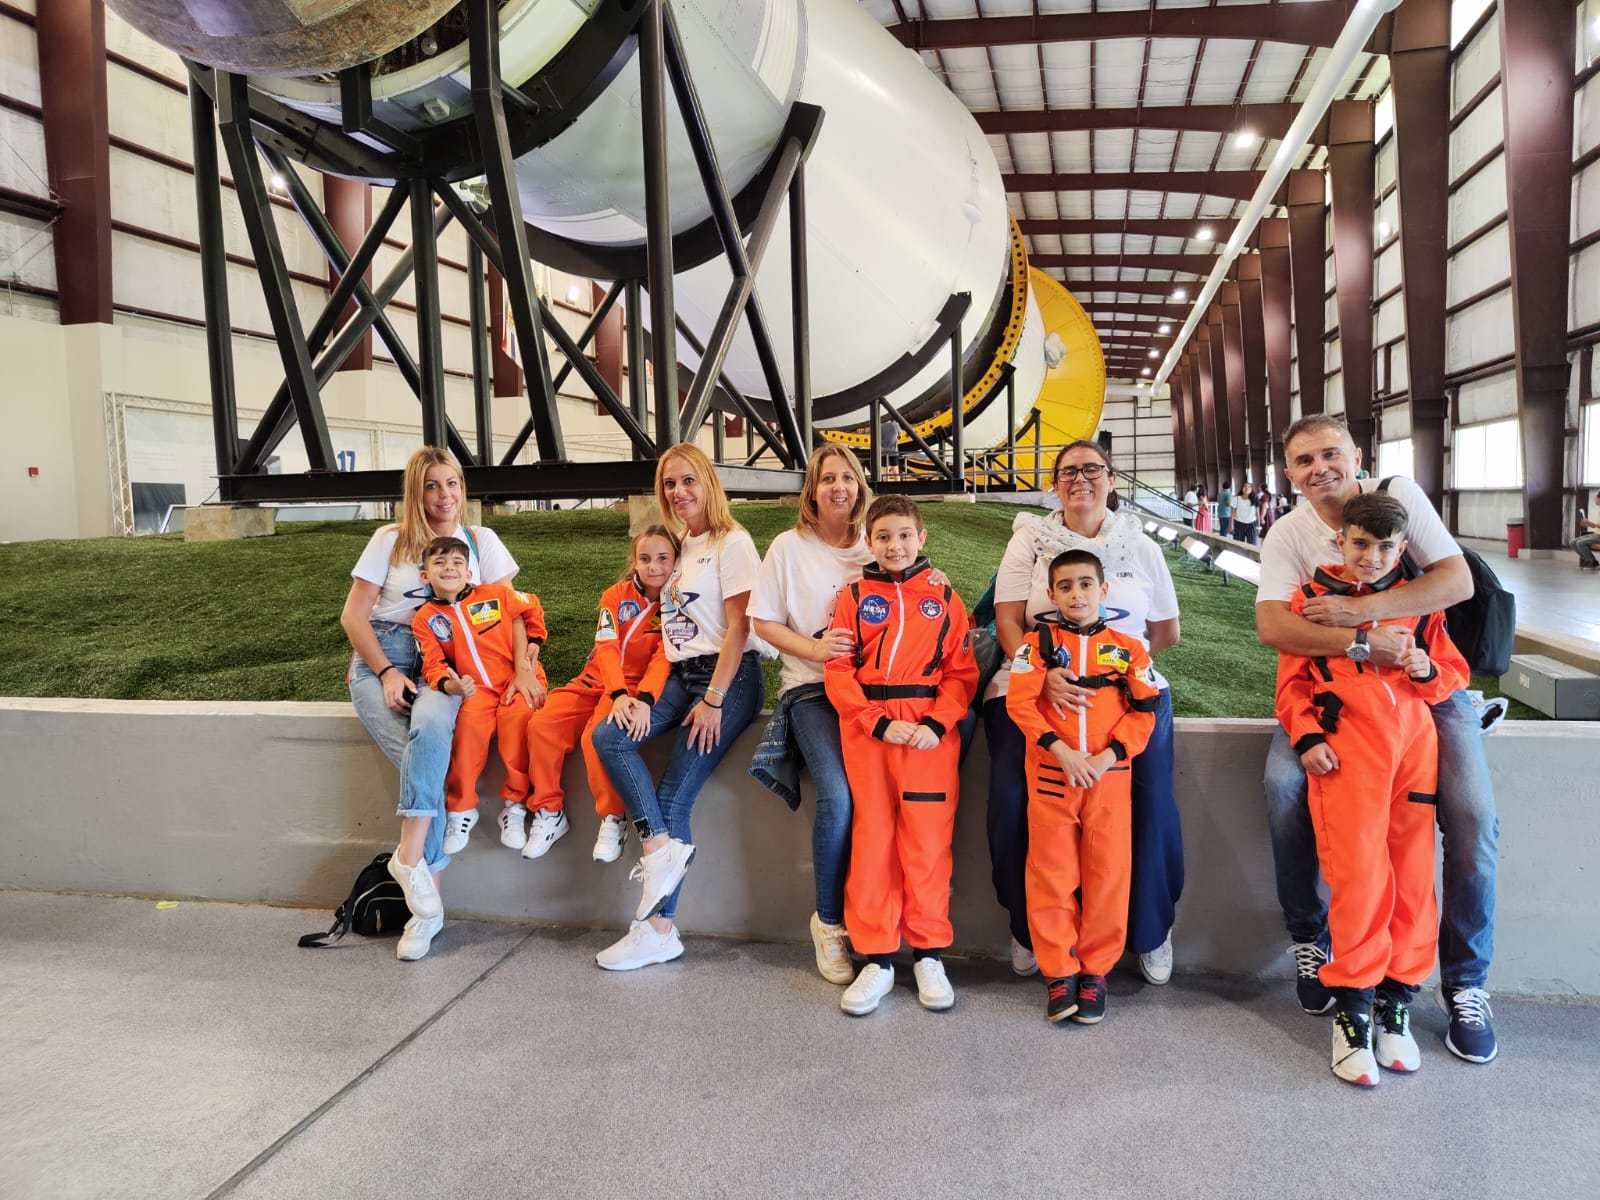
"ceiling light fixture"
1158,323,1172,334
1151,0,1406,394
1234,130,1258,149
1196,227,1214,241
1172,288,1188,301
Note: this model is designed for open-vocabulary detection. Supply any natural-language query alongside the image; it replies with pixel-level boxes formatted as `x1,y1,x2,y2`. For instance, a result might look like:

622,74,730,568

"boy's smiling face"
868,514,926,574
1337,522,1406,585
1050,564,1108,624
421,547,470,602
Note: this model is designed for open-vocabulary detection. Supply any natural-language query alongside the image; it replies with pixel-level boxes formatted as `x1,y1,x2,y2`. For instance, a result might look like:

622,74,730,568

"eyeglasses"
1055,464,1109,482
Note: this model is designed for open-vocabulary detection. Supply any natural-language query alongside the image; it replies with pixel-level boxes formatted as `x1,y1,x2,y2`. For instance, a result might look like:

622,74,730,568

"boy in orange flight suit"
1006,548,1159,1026
410,536,548,855
518,526,677,864
825,495,978,1017
1275,492,1468,1088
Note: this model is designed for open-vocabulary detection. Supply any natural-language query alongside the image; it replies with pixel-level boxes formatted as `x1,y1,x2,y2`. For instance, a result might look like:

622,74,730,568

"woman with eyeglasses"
982,440,1185,989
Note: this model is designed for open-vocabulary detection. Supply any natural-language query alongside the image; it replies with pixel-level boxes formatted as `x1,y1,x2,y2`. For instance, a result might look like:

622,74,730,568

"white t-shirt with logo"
659,527,763,662
748,527,876,694
1256,475,1460,606
990,517,1179,697
351,524,518,625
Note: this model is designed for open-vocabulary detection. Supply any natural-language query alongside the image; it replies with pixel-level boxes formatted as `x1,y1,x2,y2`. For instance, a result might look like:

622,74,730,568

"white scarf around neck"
1014,506,1144,573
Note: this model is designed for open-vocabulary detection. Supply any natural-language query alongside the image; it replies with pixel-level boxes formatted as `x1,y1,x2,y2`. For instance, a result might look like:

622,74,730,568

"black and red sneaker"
1045,976,1078,1023
1071,974,1108,1024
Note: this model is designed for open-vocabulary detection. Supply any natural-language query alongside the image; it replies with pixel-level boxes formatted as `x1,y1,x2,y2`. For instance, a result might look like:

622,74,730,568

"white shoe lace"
817,926,849,968
628,862,645,884
402,861,436,901
1288,941,1328,978
1449,986,1494,1029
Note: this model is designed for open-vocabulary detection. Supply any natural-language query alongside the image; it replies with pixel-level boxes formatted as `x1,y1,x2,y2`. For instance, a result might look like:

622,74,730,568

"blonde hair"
391,447,466,566
796,442,870,544
654,442,737,539
620,523,682,583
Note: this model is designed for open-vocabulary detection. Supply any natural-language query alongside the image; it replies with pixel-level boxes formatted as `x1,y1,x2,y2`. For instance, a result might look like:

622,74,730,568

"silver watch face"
1346,642,1370,662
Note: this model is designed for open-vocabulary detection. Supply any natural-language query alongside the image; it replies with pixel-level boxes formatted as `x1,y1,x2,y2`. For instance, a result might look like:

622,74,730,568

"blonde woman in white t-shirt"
748,444,876,985
340,447,518,961
591,442,766,971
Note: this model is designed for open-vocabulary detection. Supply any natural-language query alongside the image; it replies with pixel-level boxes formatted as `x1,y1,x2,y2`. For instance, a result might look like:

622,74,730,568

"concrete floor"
3,892,1597,1200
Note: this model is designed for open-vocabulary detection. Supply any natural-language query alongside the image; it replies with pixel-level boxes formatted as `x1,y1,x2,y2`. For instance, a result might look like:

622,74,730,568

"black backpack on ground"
1378,477,1517,677
298,853,411,948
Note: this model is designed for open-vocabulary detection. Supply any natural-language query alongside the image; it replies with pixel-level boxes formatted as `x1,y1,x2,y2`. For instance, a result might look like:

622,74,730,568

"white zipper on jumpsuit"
450,600,495,688
1076,630,1089,751
884,580,906,676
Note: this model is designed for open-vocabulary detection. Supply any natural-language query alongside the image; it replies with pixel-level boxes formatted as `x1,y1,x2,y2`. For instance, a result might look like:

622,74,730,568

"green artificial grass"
0,502,1544,720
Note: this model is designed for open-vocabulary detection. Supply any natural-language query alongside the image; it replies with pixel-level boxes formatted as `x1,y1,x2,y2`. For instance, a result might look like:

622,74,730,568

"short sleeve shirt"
351,524,518,625
1256,476,1461,605
748,527,875,694
660,527,763,661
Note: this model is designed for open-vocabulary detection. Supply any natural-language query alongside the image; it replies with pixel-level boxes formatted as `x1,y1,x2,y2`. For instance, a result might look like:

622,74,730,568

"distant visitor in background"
1572,507,1600,571
339,446,520,963
1182,484,1199,526
1232,483,1260,546
878,410,901,481
1217,481,1234,539
1193,485,1213,533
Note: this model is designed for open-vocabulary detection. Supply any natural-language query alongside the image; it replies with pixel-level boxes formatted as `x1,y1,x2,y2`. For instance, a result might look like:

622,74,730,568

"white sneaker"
592,814,628,863
629,839,696,921
396,912,443,961
498,802,529,850
1010,937,1038,977
1331,1010,1380,1087
441,809,479,854
913,958,955,1011
595,920,684,971
386,850,441,920
1139,932,1174,985
1373,994,1422,1072
520,809,570,860
810,913,853,985
841,963,895,1016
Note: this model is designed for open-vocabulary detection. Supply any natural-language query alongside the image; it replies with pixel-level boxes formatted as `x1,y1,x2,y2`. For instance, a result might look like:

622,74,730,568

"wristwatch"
1345,628,1370,663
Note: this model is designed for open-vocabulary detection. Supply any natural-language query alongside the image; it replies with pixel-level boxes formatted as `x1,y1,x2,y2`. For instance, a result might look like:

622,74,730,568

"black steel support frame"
182,0,979,505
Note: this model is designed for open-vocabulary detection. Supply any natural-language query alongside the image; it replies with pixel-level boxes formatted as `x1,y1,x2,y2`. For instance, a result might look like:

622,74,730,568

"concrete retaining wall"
2,698,1596,996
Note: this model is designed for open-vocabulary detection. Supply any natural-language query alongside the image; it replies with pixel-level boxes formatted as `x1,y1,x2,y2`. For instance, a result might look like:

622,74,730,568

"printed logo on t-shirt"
1103,605,1130,623
858,594,891,625
617,600,641,624
595,609,618,642
466,599,501,626
918,597,945,621
427,614,453,642
661,581,701,650
1096,643,1132,672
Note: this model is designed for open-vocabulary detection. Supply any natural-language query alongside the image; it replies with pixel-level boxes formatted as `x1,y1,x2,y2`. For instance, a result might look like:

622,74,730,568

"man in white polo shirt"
1257,414,1500,1064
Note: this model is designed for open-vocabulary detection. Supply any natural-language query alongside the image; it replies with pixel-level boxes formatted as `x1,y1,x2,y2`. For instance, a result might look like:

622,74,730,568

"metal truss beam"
1004,171,1265,201
1030,252,1228,275
980,103,1300,139
886,2,1357,52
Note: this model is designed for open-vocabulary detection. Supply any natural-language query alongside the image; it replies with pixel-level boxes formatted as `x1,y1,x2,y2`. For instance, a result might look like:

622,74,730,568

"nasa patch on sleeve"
1011,642,1034,673
918,596,945,620
595,609,618,642
858,594,891,625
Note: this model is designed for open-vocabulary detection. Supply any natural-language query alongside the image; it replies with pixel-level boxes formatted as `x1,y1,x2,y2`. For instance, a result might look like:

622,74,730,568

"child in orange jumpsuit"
1275,492,1468,1087
1006,548,1159,1026
410,536,548,855
511,525,677,863
824,495,978,1017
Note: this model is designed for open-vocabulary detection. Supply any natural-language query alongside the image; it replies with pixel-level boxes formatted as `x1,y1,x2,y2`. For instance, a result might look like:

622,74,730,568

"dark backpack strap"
297,854,384,948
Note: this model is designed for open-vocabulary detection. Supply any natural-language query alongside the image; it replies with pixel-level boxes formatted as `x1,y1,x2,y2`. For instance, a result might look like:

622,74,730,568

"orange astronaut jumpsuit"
1275,565,1469,995
523,577,671,818
412,583,549,815
1005,619,1159,979
824,559,978,955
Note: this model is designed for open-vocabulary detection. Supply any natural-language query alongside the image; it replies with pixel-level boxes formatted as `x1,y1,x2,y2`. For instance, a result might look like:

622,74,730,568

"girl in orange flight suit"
513,525,679,864
1275,491,1469,1087
410,536,548,856
1006,548,1160,1026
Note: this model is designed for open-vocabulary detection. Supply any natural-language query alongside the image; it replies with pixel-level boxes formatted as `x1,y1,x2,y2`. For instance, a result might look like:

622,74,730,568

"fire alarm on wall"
27,467,39,477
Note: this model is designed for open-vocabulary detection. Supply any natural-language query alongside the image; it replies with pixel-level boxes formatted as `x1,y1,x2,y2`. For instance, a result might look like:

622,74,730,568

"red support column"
323,177,373,372
1499,0,1577,549
1194,330,1219,497
37,0,112,325
594,280,625,396
1207,306,1233,492
1389,0,1452,510
1238,255,1271,488
1259,218,1296,498
1221,282,1248,492
1286,169,1327,418
487,266,524,398
1328,99,1377,463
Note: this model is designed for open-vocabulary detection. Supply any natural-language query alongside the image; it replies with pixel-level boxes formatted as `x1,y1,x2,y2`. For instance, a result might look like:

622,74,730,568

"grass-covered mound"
0,502,1533,719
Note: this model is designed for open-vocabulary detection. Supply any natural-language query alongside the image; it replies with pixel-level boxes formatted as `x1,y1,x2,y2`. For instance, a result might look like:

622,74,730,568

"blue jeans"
786,691,853,925
591,650,763,921
347,619,462,873
1263,689,1497,988
984,689,1184,954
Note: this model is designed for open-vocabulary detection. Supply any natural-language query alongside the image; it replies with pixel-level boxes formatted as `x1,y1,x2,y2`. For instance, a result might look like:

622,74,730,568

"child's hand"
509,667,546,710
813,627,856,662
1404,648,1432,679
1086,748,1116,780
609,696,652,740
1044,668,1093,716
445,667,476,698
903,723,940,751
1051,743,1097,787
1301,743,1339,776
881,719,918,745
